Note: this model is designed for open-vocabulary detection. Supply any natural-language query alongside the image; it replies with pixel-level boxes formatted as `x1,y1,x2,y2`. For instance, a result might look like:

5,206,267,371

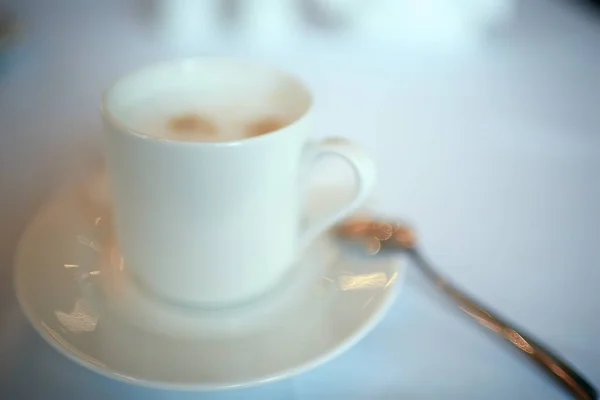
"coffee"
166,112,288,142
245,117,287,138
120,93,289,143
168,113,218,138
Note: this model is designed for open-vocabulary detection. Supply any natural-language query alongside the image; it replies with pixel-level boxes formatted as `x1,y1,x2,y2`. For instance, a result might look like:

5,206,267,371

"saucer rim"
13,188,405,391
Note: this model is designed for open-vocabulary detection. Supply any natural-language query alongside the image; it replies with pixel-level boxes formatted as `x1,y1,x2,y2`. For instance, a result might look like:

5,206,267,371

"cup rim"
101,57,314,148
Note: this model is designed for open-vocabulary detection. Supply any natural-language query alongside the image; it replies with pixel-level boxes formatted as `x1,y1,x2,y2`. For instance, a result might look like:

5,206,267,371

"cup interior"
103,58,313,142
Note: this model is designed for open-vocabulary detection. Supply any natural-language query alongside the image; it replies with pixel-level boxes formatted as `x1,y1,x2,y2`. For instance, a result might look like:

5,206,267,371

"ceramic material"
103,58,377,306
13,180,403,390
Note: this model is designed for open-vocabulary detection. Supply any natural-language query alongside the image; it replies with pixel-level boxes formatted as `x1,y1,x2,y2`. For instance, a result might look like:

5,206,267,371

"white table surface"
1,1,600,399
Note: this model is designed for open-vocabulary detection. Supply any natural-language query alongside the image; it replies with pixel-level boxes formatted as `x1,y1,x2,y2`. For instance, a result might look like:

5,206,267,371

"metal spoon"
337,218,597,400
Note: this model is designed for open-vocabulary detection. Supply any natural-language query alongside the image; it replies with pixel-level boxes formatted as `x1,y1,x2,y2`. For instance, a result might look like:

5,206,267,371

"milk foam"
119,90,290,142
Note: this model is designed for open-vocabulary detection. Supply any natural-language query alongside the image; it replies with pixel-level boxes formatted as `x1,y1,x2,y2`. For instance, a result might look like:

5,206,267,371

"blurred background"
1,1,600,399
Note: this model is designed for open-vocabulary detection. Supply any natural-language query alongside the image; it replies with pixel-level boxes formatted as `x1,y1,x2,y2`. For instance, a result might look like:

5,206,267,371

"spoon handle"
408,248,597,400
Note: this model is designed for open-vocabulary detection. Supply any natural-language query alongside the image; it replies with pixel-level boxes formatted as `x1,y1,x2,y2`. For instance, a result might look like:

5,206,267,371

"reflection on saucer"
54,298,98,334
337,272,389,291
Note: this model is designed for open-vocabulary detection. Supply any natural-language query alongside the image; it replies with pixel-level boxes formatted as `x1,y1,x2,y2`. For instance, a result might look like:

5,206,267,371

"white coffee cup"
102,58,376,306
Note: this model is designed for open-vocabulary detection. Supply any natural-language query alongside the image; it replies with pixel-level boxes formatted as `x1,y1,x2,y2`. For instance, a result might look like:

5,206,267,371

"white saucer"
13,180,404,390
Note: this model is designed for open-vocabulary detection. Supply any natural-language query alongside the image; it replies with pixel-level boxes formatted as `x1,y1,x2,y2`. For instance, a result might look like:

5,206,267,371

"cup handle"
300,137,377,248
